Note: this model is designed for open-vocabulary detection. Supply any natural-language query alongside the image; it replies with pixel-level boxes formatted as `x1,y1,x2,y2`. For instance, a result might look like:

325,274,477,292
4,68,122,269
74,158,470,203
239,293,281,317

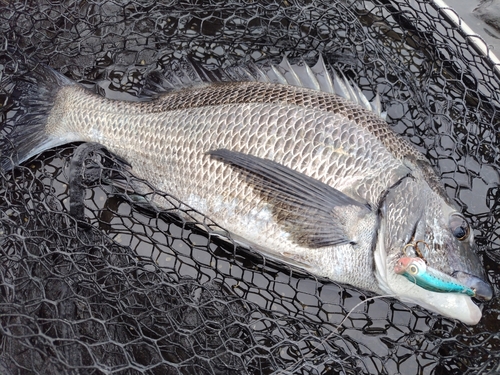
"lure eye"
449,213,470,241
408,264,418,275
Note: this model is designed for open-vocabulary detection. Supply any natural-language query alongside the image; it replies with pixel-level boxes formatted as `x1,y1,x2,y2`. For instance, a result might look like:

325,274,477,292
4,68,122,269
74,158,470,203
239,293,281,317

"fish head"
374,174,492,325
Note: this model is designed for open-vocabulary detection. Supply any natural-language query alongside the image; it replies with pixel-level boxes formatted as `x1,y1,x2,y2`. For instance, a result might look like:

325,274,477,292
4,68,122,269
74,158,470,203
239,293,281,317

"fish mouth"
452,271,493,301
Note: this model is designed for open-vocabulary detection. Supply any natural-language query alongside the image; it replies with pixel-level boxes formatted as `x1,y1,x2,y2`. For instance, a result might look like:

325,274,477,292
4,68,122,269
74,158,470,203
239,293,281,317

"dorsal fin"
248,57,383,117
144,56,383,117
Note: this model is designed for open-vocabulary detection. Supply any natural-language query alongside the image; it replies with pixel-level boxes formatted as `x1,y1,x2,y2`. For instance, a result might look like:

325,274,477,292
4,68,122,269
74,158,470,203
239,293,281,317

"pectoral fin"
208,149,372,248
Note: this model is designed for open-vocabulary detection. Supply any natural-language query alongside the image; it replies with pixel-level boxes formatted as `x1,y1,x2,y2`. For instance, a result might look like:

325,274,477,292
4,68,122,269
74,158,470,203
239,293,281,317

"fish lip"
453,271,493,301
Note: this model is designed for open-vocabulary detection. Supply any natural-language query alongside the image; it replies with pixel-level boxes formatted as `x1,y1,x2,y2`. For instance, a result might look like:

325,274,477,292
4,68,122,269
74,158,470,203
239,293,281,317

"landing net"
1,1,499,374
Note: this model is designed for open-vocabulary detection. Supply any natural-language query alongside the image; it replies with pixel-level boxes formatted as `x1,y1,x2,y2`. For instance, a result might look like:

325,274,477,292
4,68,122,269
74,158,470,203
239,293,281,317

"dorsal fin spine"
268,56,382,117
150,56,382,117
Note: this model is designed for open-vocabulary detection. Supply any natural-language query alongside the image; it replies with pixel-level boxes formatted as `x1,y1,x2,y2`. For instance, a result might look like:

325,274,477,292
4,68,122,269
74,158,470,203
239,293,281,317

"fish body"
1,56,492,324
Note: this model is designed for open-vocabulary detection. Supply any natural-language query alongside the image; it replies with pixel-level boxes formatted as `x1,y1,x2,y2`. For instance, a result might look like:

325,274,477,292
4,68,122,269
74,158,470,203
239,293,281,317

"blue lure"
394,257,476,297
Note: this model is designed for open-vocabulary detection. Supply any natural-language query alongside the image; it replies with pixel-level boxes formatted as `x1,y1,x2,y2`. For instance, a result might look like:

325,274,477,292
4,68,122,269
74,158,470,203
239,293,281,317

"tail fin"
1,54,76,171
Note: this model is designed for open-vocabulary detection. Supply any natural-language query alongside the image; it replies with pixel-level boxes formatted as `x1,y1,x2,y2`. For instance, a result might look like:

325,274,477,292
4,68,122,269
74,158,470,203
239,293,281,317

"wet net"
1,0,499,374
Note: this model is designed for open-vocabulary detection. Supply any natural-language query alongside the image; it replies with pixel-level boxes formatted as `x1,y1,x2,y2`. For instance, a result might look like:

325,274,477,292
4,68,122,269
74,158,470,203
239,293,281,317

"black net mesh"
1,1,500,374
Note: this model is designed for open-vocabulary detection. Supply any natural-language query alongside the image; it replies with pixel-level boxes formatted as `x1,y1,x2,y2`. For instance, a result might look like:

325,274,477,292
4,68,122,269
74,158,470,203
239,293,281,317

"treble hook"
402,240,430,262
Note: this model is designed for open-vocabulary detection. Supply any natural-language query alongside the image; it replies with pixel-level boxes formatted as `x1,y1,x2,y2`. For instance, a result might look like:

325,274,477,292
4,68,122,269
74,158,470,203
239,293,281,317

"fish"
0,54,492,324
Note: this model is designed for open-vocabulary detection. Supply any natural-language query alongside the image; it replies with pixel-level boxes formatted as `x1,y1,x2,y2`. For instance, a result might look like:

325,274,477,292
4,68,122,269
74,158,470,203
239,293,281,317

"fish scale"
1,58,492,324
46,85,407,290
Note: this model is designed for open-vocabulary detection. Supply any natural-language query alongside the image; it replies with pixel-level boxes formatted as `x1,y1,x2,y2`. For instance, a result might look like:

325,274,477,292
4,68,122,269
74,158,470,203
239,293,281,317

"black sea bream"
1,56,492,324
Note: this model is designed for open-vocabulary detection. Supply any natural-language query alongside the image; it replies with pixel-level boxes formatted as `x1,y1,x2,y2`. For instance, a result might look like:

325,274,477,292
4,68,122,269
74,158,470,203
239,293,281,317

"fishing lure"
394,257,476,297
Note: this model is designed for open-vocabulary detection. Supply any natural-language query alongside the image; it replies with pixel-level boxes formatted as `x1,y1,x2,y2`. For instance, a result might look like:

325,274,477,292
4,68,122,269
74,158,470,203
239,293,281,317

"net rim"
432,0,500,77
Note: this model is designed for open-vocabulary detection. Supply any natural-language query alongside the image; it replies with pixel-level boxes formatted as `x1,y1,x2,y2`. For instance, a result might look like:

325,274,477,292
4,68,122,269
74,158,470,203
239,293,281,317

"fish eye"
449,213,470,241
408,265,418,275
